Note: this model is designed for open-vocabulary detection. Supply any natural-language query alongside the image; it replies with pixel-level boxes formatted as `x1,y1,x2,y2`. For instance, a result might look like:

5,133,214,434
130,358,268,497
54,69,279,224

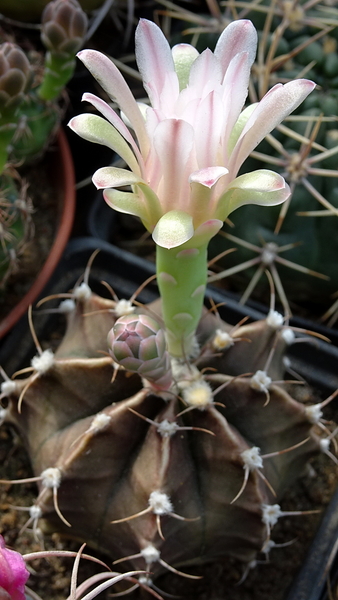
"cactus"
39,0,89,101
0,42,32,173
0,43,34,284
0,172,34,288
0,280,328,586
0,14,336,596
0,0,87,289
8,0,88,164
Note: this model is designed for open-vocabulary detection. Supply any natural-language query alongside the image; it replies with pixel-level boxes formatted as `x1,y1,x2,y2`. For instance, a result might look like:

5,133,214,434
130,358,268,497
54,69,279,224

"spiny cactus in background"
0,42,32,173
8,0,88,163
0,172,33,288
0,0,87,288
0,43,34,285
1,14,337,597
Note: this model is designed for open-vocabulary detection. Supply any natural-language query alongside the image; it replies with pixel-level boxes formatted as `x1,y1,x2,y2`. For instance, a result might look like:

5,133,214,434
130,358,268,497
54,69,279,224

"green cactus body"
1,286,322,584
8,93,60,164
1,0,88,166
0,174,33,287
0,43,32,173
156,242,208,358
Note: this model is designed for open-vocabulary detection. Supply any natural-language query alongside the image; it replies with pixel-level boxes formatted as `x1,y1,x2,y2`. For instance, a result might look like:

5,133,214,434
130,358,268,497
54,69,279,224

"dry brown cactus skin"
0,280,326,586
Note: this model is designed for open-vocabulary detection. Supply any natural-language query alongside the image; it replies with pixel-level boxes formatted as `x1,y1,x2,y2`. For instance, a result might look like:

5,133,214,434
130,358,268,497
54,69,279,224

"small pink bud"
108,314,172,391
0,536,30,600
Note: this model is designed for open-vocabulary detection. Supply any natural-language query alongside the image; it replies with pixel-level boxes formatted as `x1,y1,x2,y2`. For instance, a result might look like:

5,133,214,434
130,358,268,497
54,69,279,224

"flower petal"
93,166,143,189
188,167,228,227
68,114,140,173
188,48,222,96
193,90,224,168
152,210,194,248
189,219,223,246
227,103,257,156
229,79,316,175
153,118,195,212
96,168,162,227
215,169,290,220
172,43,199,91
135,18,179,109
82,92,144,169
0,536,29,600
77,49,149,156
190,166,229,188
103,189,149,224
220,52,253,158
214,20,257,76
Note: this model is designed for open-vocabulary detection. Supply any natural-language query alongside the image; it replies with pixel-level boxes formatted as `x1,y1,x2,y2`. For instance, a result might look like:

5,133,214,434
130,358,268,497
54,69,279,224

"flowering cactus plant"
1,13,337,599
69,18,314,357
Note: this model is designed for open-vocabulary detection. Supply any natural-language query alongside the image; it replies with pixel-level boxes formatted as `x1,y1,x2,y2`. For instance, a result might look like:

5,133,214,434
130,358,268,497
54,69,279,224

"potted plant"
0,9,338,600
0,0,89,338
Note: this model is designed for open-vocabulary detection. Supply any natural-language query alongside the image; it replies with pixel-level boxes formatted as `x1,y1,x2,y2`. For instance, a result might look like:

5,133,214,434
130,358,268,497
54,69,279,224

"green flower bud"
41,0,88,56
108,314,173,391
0,43,31,111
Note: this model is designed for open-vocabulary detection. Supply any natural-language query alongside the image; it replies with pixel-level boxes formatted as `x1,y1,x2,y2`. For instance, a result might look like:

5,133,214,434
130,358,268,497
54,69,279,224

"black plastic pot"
1,236,338,600
286,487,338,600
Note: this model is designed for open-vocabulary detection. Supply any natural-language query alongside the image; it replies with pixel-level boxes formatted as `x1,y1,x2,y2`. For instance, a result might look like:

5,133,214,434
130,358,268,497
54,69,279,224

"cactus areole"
2,16,332,595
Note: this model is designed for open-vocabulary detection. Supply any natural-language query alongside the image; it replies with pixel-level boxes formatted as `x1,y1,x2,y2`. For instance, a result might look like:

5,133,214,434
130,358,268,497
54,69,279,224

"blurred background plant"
0,0,88,292
0,0,106,22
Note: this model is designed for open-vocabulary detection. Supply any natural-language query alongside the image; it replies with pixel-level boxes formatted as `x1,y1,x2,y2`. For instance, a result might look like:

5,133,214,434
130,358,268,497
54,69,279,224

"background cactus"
0,0,87,290
0,43,34,287
0,172,34,288
6,0,88,164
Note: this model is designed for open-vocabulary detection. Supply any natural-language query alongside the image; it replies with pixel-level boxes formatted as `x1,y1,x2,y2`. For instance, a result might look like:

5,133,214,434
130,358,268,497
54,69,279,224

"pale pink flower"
0,536,29,600
69,19,315,249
